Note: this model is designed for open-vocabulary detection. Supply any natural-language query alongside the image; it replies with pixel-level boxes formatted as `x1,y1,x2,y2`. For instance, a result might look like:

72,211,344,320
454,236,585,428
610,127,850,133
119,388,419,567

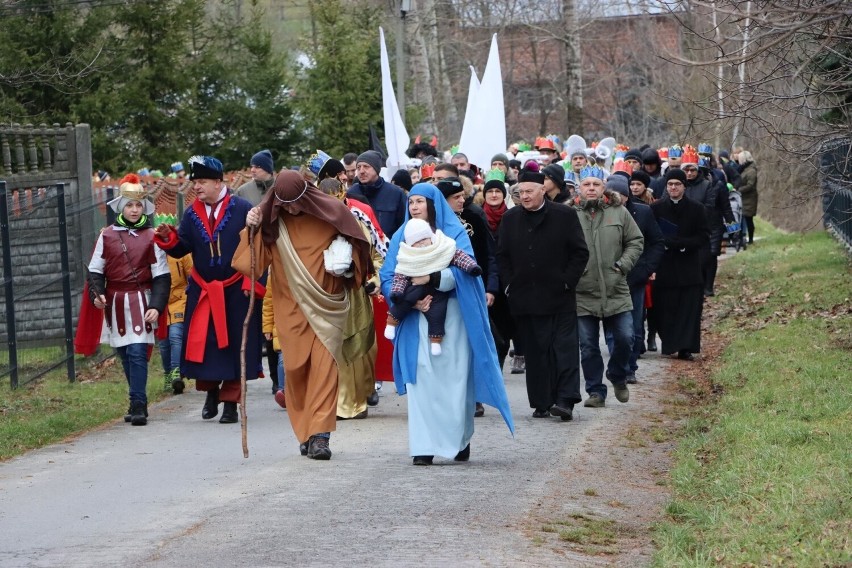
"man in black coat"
346,150,408,238
650,169,709,360
497,169,589,420
605,172,665,382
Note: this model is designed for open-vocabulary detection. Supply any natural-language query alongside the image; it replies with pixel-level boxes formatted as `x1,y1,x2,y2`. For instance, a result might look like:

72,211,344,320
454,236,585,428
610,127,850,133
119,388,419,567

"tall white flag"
379,27,410,171
456,66,480,160
457,34,506,171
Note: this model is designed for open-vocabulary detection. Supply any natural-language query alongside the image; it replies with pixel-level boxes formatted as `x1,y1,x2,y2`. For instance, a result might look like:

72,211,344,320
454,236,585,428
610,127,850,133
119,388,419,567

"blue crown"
170,161,184,173
564,169,578,186
699,157,710,168
667,145,683,158
579,165,607,180
697,143,713,155
307,150,331,176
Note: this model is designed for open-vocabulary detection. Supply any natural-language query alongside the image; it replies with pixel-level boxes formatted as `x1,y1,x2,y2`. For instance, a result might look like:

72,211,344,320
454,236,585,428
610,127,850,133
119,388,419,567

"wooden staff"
239,225,257,458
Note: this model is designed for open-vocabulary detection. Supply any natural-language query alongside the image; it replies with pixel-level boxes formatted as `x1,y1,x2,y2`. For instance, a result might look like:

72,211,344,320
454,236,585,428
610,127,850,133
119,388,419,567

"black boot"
454,444,471,462
219,401,238,423
130,401,147,426
202,388,220,420
647,331,658,352
125,402,148,422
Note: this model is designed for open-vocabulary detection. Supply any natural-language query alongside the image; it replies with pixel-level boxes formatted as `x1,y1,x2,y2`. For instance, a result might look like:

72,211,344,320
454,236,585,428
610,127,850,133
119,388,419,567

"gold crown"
119,183,147,202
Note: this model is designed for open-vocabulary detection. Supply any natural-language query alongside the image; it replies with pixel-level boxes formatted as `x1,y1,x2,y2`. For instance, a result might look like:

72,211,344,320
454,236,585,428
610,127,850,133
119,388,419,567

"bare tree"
658,0,852,230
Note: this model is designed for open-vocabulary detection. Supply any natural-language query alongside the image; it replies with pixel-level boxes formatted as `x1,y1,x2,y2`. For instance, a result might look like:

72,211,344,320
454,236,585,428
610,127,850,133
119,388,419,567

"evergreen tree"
294,0,384,158
188,0,302,170
0,0,112,123
72,0,206,173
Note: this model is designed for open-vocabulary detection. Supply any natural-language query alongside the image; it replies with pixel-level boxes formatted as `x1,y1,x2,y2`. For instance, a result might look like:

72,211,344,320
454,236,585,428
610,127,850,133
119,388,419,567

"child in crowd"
384,219,481,355
84,174,170,425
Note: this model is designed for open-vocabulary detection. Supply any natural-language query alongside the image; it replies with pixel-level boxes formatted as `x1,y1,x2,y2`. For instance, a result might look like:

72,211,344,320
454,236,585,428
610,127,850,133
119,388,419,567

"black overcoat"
497,200,589,315
650,196,709,288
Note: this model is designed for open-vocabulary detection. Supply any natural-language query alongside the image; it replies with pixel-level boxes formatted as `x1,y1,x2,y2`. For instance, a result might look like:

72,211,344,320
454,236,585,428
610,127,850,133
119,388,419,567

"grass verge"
653,219,852,567
0,351,171,461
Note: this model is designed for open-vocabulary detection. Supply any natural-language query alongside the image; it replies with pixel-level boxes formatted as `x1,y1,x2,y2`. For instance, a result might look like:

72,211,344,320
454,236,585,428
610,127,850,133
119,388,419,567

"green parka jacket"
573,190,644,318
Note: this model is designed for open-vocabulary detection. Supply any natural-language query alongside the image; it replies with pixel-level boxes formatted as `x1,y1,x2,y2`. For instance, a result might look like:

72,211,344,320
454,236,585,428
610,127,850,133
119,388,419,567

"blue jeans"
604,286,645,376
157,323,184,375
276,351,286,391
116,343,149,404
578,312,633,399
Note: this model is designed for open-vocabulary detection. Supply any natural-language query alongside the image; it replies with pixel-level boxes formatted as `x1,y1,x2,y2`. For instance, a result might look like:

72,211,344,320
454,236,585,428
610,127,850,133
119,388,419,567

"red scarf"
484,201,508,233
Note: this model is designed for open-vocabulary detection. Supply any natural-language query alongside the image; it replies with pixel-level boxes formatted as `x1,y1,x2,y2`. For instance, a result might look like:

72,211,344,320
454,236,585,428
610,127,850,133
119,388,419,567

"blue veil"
379,183,514,434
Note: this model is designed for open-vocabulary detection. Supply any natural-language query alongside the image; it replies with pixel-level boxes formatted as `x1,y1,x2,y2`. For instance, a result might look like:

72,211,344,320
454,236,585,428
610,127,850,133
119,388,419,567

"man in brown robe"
233,170,372,460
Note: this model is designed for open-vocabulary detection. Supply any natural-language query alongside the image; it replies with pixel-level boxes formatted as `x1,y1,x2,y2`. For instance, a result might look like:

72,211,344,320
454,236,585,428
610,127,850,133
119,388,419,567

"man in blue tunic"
154,156,264,423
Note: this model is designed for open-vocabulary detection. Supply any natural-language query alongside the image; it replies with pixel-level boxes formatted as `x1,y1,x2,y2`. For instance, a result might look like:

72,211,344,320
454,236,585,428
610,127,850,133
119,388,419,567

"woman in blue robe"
380,183,514,465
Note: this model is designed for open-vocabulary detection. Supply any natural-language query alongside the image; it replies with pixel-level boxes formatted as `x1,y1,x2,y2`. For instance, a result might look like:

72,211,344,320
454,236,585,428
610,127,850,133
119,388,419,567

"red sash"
186,268,243,363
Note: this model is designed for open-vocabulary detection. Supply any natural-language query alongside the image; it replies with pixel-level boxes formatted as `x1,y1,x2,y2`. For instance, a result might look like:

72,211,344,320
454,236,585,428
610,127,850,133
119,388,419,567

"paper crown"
611,160,633,176
307,150,332,176
595,145,612,160
547,134,562,151
485,169,506,183
534,136,557,152
579,165,608,180
517,141,532,152
170,162,184,173
614,150,627,161
450,145,460,155
681,148,700,167
153,213,177,227
563,169,578,186
697,143,713,156
565,135,587,158
667,145,684,159
658,147,669,159
699,157,710,169
420,162,437,180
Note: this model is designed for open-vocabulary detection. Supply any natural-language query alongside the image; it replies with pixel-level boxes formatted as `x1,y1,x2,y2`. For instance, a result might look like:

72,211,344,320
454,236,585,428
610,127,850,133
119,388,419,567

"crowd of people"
76,135,759,464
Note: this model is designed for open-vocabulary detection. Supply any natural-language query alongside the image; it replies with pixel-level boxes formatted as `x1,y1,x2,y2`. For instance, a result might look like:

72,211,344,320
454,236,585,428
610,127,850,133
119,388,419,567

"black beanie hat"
508,159,521,170
665,168,687,184
641,148,661,165
391,169,413,191
436,177,464,198
356,151,383,175
624,149,643,163
251,149,274,175
629,170,651,188
542,164,566,191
